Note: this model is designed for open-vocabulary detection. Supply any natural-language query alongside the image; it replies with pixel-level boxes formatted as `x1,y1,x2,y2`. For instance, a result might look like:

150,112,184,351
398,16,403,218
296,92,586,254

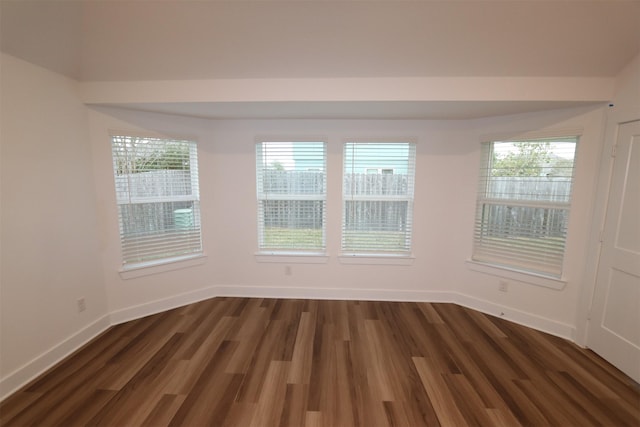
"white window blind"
472,137,578,277
111,135,202,266
342,142,416,254
256,141,326,251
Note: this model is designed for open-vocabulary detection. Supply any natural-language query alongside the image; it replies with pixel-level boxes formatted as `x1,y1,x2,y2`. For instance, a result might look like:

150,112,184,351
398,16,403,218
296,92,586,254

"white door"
588,120,640,382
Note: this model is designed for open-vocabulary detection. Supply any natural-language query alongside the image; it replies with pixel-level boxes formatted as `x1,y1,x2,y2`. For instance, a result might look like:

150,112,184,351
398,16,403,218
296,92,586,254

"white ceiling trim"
81,76,615,104
81,76,614,119
91,101,603,121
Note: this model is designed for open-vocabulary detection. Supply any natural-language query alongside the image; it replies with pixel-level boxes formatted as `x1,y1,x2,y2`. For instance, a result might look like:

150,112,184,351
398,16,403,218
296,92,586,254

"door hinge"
611,145,617,157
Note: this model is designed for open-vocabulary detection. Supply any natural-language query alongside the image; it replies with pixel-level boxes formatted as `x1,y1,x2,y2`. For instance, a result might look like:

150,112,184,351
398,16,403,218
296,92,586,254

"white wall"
88,104,606,340
89,111,471,317
610,54,640,120
0,54,108,398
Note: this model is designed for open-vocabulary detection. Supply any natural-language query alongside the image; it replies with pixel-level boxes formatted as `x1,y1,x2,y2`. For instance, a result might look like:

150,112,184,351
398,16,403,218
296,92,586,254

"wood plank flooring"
1,297,639,426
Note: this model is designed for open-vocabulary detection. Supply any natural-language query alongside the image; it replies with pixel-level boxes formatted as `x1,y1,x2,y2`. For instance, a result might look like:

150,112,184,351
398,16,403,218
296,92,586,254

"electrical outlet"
499,280,509,292
77,297,86,313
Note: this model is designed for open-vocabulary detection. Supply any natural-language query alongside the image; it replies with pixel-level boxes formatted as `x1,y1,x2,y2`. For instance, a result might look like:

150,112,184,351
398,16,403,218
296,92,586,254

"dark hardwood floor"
1,297,639,426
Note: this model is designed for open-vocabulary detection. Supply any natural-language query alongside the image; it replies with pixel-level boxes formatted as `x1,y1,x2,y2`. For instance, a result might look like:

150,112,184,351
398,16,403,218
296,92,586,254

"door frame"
575,104,640,347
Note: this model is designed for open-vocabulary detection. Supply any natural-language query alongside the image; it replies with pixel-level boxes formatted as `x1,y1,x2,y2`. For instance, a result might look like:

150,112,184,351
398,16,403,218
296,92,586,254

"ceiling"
1,0,638,119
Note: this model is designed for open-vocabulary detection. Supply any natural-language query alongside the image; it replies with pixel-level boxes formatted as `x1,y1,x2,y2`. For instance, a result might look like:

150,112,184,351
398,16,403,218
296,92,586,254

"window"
342,142,416,254
256,141,326,252
111,135,202,266
472,137,578,278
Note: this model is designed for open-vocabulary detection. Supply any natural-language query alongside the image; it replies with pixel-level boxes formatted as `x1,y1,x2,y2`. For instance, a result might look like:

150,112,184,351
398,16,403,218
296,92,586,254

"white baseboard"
454,293,576,341
0,285,575,402
0,315,111,402
109,284,574,340
215,286,575,339
214,284,454,303
109,285,220,325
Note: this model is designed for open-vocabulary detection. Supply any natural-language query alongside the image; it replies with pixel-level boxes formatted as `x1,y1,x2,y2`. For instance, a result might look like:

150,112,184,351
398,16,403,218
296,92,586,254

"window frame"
255,140,328,255
471,135,579,280
110,134,203,272
341,140,417,257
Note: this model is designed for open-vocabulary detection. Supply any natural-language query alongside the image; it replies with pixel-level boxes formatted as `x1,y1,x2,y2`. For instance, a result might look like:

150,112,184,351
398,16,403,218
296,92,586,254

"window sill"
339,254,415,265
465,260,567,290
119,254,207,279
255,252,329,264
